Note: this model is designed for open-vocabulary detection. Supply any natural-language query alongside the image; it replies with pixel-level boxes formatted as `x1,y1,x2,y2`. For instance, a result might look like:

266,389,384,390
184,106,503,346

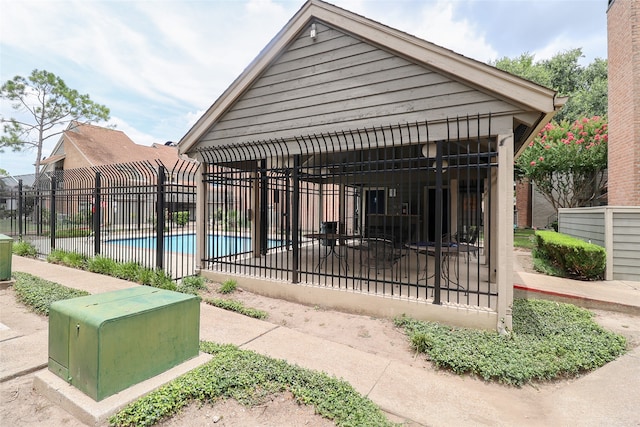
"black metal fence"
0,160,198,280
196,117,498,308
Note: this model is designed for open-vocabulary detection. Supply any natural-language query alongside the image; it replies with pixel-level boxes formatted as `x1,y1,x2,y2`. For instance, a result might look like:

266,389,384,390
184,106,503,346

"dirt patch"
159,392,336,427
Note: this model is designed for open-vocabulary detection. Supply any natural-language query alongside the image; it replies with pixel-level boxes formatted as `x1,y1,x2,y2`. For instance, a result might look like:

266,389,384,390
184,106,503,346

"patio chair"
359,238,406,279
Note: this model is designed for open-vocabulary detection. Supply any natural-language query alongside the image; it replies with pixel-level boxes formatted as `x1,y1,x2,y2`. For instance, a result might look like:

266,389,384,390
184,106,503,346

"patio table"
304,233,358,273
406,242,478,292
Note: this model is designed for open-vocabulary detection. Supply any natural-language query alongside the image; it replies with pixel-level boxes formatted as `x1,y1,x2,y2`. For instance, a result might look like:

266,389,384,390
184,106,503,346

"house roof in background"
44,122,193,170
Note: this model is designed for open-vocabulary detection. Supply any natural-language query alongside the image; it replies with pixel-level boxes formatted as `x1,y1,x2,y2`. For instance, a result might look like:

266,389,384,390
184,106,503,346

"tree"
515,117,608,210
491,48,607,123
1,69,110,178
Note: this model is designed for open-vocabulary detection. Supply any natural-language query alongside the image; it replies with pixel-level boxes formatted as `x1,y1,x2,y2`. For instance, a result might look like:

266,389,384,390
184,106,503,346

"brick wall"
607,0,640,206
515,179,531,227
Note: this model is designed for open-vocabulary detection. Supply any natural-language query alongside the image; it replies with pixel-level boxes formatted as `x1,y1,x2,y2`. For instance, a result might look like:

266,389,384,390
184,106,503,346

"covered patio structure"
179,0,564,331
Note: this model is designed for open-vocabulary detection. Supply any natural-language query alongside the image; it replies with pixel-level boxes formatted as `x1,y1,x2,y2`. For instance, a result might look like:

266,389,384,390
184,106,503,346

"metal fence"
0,160,198,280
196,117,498,308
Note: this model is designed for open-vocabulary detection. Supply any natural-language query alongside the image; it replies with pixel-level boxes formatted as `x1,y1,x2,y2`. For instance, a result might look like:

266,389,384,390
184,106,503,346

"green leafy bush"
151,269,176,291
113,261,143,282
47,249,88,269
110,342,395,427
12,240,37,257
219,278,237,294
395,299,626,386
535,230,606,280
172,211,189,227
87,255,118,275
205,298,267,319
177,276,206,296
12,272,89,315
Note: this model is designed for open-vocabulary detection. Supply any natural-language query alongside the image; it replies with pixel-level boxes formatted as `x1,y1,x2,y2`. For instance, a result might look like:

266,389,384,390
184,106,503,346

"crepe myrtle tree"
516,116,608,211
1,69,110,179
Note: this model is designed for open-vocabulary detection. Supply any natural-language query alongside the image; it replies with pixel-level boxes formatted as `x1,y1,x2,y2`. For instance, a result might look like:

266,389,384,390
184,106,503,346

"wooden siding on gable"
198,22,522,148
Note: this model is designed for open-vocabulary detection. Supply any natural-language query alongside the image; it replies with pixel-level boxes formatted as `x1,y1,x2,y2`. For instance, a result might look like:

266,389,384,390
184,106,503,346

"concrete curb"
33,353,213,427
514,283,640,315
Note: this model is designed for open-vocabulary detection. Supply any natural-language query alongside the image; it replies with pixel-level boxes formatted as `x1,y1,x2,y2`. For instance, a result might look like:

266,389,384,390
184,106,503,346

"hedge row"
535,230,606,280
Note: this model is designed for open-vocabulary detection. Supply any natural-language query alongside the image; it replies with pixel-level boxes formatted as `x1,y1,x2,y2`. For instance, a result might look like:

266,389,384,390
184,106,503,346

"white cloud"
413,1,497,62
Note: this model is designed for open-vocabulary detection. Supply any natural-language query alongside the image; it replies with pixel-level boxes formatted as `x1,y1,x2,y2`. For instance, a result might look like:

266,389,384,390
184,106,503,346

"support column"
496,133,514,334
195,163,206,271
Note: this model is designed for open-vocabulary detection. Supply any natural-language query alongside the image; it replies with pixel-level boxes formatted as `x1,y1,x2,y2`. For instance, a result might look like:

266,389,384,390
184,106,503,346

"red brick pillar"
607,0,640,206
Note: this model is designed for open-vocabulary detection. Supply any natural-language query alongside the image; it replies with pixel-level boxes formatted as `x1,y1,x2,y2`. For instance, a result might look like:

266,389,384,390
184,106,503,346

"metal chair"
359,237,406,279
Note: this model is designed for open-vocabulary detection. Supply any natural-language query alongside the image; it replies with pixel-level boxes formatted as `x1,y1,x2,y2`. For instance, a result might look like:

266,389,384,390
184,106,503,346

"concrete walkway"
2,254,640,426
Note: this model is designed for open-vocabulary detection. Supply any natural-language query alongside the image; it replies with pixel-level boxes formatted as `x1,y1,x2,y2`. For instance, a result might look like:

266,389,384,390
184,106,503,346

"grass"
205,297,268,319
176,276,207,296
110,342,397,427
514,228,536,249
12,240,38,257
395,298,627,386
12,271,90,315
219,278,237,294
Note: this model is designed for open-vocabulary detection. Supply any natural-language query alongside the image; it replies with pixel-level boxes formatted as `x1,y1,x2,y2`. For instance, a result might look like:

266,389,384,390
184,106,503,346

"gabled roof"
43,122,191,171
179,0,564,154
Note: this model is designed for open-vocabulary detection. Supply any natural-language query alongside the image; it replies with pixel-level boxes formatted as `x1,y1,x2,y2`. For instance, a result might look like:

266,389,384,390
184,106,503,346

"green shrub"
219,278,237,294
87,255,118,275
151,269,176,291
172,211,189,227
110,342,394,427
395,299,626,386
114,261,142,281
12,272,90,316
535,230,606,280
177,276,206,296
12,240,37,257
205,298,268,319
47,249,87,269
137,267,154,286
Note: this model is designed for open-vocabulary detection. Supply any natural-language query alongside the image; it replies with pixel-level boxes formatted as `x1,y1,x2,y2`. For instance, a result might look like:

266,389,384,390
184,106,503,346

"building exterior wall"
559,206,640,281
607,0,640,206
515,179,531,228
198,22,523,149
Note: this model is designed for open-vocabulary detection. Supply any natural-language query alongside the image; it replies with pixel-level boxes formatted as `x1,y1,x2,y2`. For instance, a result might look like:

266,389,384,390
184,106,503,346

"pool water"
108,234,281,256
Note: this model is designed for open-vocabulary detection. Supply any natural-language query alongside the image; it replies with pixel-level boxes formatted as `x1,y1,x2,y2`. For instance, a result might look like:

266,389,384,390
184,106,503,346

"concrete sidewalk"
3,254,640,426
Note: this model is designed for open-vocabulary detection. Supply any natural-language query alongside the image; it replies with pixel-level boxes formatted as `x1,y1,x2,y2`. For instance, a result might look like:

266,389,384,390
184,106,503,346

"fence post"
260,159,268,255
18,179,23,239
94,172,101,255
156,166,166,270
433,139,445,305
291,155,300,283
50,175,56,249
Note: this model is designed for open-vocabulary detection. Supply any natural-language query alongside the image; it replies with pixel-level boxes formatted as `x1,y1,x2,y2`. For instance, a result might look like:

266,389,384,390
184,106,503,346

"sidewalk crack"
239,325,281,348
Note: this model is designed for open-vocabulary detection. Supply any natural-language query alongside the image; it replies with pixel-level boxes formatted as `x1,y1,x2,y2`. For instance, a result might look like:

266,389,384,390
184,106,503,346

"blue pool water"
108,234,281,256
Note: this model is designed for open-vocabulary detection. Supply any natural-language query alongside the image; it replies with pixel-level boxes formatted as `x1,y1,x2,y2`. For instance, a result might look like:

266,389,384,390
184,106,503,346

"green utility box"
0,234,13,281
48,287,200,401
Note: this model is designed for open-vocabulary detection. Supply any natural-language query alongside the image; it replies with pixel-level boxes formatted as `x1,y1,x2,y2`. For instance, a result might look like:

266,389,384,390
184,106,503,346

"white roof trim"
179,0,562,154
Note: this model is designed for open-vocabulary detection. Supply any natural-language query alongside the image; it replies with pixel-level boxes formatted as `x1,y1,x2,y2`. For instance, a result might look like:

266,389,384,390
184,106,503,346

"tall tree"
491,48,607,123
1,69,110,178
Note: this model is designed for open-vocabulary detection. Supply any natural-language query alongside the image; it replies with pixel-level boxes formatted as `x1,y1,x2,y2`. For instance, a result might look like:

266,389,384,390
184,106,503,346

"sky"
1,0,608,176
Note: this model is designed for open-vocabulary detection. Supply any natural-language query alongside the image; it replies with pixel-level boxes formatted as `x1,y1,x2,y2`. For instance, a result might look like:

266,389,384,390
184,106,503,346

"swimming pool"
108,234,281,256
